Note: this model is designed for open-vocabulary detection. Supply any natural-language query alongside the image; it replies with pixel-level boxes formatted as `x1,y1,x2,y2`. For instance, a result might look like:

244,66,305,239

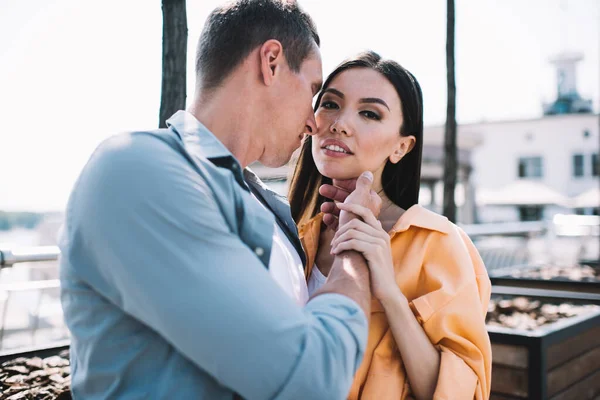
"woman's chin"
318,167,359,181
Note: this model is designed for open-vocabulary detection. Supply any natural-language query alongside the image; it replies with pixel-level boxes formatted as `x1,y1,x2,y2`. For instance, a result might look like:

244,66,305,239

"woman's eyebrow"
323,88,344,98
323,88,390,111
359,98,390,111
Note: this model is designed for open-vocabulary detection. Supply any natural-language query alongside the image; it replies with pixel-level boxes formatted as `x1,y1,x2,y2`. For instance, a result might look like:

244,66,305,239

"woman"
288,51,492,400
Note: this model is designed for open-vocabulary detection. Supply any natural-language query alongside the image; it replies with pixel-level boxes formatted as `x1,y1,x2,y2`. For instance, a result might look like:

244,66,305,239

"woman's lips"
320,139,353,157
322,147,352,158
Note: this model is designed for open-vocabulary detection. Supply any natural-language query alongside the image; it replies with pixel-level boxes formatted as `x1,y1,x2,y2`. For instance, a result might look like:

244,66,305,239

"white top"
268,223,309,305
307,264,327,296
251,193,309,306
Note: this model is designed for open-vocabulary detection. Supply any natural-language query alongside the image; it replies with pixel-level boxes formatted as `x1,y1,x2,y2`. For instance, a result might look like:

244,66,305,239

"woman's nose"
330,118,350,136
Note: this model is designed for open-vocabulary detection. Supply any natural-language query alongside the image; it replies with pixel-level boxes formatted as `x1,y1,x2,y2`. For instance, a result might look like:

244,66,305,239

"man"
59,1,378,399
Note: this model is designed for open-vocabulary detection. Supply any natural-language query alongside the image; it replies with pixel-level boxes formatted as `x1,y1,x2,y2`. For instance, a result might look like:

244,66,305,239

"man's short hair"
196,0,320,91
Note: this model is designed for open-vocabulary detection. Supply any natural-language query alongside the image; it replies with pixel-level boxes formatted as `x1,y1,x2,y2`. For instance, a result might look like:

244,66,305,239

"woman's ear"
389,135,416,164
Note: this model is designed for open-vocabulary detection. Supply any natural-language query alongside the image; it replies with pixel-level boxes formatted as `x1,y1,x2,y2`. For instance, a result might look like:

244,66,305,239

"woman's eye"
321,101,339,110
361,110,381,120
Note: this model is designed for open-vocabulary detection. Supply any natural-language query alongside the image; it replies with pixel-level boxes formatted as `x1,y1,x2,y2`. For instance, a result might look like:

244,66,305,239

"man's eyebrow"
323,88,344,98
359,97,390,111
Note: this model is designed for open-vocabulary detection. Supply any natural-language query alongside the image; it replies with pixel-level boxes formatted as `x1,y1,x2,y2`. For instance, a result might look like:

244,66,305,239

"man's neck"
188,82,263,168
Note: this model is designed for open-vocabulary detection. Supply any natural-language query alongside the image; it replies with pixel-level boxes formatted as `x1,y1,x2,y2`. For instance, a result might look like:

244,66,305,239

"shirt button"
254,247,264,257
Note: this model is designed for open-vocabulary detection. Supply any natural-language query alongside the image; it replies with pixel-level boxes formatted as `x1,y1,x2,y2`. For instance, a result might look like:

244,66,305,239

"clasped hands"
319,172,400,303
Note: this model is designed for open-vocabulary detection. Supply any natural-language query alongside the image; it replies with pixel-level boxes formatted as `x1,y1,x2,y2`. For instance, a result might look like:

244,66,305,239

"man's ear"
259,39,284,86
389,135,416,164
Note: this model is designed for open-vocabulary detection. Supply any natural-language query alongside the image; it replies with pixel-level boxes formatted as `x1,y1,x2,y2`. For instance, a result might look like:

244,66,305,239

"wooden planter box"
488,286,600,400
489,263,600,295
0,340,69,365
0,340,71,399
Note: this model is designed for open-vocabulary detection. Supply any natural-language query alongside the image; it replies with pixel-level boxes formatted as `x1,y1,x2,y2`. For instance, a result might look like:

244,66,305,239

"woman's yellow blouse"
298,205,492,400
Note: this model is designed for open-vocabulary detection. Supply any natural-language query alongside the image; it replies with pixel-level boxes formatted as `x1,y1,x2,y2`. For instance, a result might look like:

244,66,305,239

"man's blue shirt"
59,111,368,399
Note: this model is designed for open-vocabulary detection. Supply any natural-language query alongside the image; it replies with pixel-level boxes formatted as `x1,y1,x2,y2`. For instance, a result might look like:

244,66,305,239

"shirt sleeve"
63,133,368,400
408,226,492,400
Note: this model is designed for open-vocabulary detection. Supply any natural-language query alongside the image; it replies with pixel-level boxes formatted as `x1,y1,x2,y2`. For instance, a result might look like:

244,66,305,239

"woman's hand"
330,202,400,302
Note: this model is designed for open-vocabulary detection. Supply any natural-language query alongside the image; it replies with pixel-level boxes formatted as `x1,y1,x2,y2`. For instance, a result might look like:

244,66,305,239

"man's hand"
319,172,381,230
339,171,381,226
319,179,354,229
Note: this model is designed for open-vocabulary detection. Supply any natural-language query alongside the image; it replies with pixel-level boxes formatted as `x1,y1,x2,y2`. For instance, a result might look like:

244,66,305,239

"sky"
0,0,598,212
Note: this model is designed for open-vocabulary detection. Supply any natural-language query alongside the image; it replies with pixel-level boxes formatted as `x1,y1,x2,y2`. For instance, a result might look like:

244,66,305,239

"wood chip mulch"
0,350,71,400
507,263,599,282
486,296,600,330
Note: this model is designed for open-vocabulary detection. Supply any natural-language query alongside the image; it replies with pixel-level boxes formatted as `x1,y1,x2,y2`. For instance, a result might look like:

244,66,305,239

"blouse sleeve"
409,226,492,400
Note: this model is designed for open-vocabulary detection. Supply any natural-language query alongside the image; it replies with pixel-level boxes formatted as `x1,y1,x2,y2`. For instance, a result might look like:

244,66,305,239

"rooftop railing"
0,246,63,351
0,246,60,268
0,214,596,350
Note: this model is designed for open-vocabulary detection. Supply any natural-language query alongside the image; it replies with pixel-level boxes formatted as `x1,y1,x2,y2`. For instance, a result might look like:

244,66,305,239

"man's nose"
305,113,317,136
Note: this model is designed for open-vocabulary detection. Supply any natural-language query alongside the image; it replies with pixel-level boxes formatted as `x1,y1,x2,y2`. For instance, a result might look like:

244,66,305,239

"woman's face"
312,68,414,190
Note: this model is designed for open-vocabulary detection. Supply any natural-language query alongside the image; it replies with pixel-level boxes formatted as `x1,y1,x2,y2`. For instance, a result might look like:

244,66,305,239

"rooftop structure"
543,52,593,115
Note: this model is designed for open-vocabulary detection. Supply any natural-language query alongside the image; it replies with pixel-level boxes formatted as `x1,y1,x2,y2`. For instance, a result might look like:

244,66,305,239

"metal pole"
0,246,60,268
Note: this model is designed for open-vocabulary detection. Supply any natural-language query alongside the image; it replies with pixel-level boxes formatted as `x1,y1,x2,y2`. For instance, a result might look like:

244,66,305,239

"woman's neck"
377,190,406,233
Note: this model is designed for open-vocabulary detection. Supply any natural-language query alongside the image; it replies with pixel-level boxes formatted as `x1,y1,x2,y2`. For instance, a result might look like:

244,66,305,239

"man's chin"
259,153,293,168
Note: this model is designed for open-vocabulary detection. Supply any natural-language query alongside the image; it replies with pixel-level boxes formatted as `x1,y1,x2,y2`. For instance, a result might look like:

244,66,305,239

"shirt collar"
389,204,451,235
166,110,235,161
298,204,451,237
166,110,247,190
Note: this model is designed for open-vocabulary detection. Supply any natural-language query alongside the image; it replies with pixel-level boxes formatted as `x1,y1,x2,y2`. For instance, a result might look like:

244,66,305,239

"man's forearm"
310,211,372,316
312,252,371,316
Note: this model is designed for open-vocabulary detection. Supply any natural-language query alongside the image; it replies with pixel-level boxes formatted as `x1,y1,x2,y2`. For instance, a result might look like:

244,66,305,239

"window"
572,154,585,177
518,157,543,178
592,153,599,177
519,206,543,221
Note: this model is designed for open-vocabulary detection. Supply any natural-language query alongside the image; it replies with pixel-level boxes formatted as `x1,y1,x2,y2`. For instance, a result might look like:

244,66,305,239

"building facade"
469,51,598,223
469,114,599,222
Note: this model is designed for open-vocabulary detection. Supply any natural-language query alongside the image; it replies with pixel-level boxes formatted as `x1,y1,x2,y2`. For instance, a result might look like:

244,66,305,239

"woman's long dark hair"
288,50,424,226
